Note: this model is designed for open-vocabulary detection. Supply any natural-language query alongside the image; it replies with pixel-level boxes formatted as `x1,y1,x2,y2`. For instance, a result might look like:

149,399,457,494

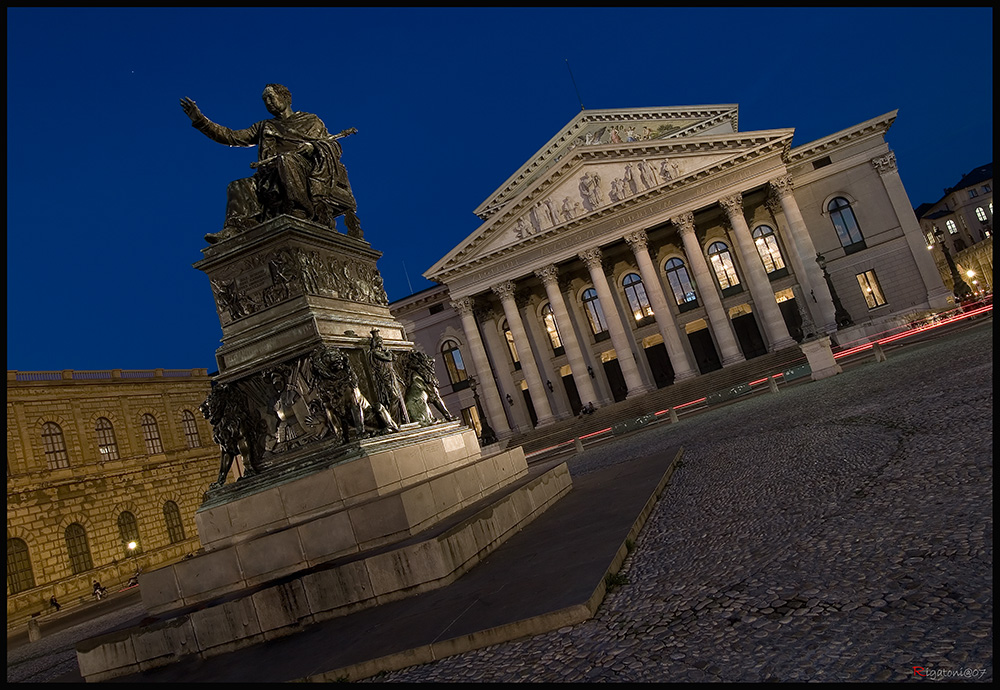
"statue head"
262,84,292,115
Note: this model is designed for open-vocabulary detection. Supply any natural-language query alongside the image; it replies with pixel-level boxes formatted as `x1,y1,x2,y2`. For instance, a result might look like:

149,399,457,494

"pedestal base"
799,336,843,381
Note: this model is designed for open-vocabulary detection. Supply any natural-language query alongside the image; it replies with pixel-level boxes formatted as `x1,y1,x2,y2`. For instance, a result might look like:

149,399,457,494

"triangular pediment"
427,123,793,283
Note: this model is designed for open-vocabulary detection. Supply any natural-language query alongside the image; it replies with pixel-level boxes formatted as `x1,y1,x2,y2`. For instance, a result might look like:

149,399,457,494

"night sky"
6,7,993,372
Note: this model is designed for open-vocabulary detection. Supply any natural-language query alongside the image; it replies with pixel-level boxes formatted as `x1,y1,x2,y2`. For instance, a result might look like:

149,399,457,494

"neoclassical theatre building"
391,104,952,437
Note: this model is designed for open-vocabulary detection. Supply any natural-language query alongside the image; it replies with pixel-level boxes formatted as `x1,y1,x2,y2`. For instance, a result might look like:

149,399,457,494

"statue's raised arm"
181,84,363,244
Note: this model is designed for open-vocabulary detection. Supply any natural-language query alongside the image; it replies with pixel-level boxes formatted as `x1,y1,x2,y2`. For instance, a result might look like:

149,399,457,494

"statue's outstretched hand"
180,97,203,122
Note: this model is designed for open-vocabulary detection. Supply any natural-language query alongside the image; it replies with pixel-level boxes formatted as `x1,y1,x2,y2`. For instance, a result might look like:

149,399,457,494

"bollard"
872,341,887,362
768,375,780,394
574,437,584,453
27,616,42,642
669,407,679,424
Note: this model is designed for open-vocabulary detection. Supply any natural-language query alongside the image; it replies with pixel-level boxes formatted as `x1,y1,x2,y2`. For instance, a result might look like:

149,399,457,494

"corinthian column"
451,297,511,436
718,193,797,351
671,212,745,366
578,247,652,397
535,264,600,407
870,152,952,308
768,175,837,333
623,230,697,380
491,281,556,426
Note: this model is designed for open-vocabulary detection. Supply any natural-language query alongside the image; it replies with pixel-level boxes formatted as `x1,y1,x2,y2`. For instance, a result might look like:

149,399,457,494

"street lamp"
815,253,854,328
467,376,498,446
931,228,973,300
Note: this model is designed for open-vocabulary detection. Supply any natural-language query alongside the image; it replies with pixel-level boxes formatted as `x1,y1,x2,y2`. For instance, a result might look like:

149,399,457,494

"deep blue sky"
7,7,993,372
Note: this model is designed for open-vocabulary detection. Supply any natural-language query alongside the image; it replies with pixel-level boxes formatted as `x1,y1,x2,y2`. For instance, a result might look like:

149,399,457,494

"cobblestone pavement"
368,321,993,683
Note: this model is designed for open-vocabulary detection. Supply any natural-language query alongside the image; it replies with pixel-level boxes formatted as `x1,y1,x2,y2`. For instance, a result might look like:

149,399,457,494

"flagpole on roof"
565,59,585,111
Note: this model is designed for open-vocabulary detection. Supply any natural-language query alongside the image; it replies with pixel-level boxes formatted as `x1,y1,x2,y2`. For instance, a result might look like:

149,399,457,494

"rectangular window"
983,184,991,193
968,189,978,199
857,270,887,309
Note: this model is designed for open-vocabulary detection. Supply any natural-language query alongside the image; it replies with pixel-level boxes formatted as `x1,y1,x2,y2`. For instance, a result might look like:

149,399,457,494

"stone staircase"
507,345,811,457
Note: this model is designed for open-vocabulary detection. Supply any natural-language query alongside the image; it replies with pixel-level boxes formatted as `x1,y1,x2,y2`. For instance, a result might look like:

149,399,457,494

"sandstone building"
392,105,953,437
6,368,218,620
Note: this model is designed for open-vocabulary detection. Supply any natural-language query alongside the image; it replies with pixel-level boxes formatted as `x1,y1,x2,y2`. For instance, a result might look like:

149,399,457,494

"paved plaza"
7,319,992,683
368,319,993,682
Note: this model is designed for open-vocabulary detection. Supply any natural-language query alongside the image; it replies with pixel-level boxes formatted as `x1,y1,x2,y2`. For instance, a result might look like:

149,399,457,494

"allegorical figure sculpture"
180,83,363,244
200,382,265,489
367,329,409,427
402,351,454,426
307,345,397,443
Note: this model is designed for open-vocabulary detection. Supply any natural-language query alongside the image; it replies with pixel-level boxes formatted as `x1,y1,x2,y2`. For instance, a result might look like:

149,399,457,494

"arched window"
502,321,520,369
541,303,564,352
622,273,654,322
976,207,988,222
752,225,786,274
581,288,609,336
41,422,70,470
163,501,186,544
117,511,143,556
828,197,865,251
708,242,741,291
7,538,35,594
441,339,469,387
95,417,120,460
664,258,698,310
65,523,93,575
181,410,201,448
946,219,959,235
141,414,163,455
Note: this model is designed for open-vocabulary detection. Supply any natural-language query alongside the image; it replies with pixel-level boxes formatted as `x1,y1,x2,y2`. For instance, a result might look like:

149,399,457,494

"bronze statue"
180,84,363,244
307,345,397,442
200,382,265,489
366,329,410,427
402,351,454,425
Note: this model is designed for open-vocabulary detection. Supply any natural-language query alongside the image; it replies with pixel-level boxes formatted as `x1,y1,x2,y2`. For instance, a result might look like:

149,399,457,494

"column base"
721,353,747,367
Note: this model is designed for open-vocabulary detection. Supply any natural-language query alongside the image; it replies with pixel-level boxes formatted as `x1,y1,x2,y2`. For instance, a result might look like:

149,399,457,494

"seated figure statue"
180,84,363,244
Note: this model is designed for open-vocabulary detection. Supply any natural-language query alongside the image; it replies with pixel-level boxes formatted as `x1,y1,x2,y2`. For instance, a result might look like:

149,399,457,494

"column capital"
534,264,560,286
670,211,695,236
451,296,477,316
578,247,604,270
718,192,745,218
769,174,794,199
514,288,534,310
623,229,649,252
764,193,783,218
870,151,897,176
491,280,517,302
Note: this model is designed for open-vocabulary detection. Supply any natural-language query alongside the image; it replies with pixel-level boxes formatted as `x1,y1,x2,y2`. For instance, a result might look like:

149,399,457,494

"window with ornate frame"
857,270,887,309
581,288,609,340
7,538,35,594
164,501,186,544
117,511,143,555
664,258,698,311
541,303,565,354
622,273,654,323
181,410,201,448
707,241,741,293
42,422,70,469
95,417,120,460
828,197,866,252
65,523,93,575
752,225,787,276
441,339,470,389
976,207,988,222
141,414,163,455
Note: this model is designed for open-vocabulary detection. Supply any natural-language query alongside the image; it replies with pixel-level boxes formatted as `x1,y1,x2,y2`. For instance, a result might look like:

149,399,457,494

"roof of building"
946,162,992,194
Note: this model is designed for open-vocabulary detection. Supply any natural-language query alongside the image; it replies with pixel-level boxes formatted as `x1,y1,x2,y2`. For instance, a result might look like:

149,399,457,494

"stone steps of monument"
510,345,810,457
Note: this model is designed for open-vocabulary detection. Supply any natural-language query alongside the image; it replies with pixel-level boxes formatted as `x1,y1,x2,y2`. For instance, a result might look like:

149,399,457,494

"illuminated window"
95,417,119,460
541,303,564,352
141,414,163,455
582,288,609,336
441,340,469,385
7,538,35,594
164,501,186,544
857,270,887,309
752,225,786,274
65,523,93,575
117,511,143,556
41,422,70,470
946,219,958,235
976,207,988,222
502,321,520,368
181,410,201,448
664,258,697,308
708,242,741,290
622,273,654,322
828,197,865,251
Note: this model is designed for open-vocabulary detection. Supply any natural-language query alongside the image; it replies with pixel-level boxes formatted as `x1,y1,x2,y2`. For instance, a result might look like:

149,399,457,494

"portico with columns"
394,105,948,437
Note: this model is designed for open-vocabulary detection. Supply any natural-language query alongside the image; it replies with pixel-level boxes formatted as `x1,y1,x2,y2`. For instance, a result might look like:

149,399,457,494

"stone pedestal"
799,336,843,381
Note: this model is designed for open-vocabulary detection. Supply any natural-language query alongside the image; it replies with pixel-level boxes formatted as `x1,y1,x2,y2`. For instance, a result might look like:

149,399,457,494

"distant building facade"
391,105,952,438
6,368,219,620
915,162,993,296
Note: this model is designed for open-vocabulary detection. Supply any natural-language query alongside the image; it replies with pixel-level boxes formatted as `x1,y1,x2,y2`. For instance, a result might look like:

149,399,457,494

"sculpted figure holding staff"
180,84,363,244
